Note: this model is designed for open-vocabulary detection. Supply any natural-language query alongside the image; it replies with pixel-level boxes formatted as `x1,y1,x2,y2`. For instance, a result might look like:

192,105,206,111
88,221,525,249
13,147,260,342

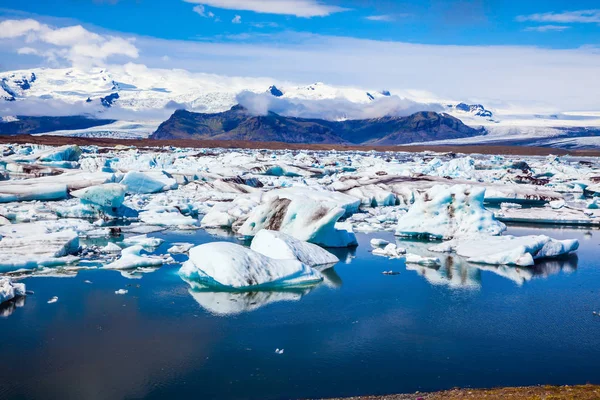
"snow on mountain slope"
2,64,600,144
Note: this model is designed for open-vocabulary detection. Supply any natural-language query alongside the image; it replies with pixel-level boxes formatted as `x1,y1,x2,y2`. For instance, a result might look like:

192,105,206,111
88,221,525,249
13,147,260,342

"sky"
0,0,599,111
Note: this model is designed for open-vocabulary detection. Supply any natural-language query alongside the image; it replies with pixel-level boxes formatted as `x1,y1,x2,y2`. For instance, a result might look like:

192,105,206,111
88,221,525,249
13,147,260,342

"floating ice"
120,171,178,194
0,230,80,271
396,185,506,240
121,234,164,248
103,245,164,270
238,196,358,248
167,242,194,254
449,235,579,267
0,277,26,304
250,230,339,269
180,242,323,290
405,253,441,267
139,206,197,226
372,243,406,258
115,289,128,295
370,238,390,247
71,183,126,208
47,296,58,304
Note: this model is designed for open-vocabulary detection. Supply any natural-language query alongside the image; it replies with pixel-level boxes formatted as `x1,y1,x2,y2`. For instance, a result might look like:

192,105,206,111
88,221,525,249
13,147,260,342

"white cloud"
193,5,216,18
236,91,443,120
0,19,138,68
183,0,348,17
366,15,395,22
517,9,600,24
232,15,242,24
524,25,570,32
0,18,44,39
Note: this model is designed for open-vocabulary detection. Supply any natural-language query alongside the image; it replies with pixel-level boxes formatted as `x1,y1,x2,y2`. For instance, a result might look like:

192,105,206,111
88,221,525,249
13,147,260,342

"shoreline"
321,384,600,399
2,135,600,157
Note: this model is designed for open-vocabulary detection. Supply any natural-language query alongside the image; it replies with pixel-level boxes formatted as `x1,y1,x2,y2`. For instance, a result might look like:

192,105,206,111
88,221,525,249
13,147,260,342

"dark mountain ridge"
150,105,485,145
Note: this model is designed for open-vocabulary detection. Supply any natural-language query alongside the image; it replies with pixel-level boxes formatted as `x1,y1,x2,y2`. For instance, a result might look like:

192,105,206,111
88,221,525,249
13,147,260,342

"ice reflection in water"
0,295,25,318
181,264,343,315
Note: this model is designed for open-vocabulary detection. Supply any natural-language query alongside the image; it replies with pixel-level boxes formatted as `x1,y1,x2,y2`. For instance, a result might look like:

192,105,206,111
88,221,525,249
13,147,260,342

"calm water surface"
1,226,599,399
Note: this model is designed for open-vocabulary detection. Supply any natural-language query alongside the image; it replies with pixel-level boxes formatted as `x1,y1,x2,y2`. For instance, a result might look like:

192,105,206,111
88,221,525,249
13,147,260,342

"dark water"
1,226,599,400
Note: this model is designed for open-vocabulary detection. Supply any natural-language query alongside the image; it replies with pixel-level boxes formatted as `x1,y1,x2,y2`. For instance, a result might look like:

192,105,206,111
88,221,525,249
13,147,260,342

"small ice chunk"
168,243,194,254
370,238,390,247
549,199,566,209
102,242,122,253
250,230,339,269
275,348,284,354
103,245,164,270
180,242,323,290
372,243,406,258
115,289,128,295
47,296,58,304
122,234,164,248
405,253,441,267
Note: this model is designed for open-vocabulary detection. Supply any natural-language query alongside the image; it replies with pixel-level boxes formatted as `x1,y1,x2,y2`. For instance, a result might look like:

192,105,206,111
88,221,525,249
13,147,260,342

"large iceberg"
179,242,323,290
250,229,339,269
396,185,506,240
71,183,126,208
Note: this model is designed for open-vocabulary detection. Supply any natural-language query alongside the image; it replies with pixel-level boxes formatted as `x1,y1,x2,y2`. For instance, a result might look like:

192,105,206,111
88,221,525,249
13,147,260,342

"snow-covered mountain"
1,64,600,147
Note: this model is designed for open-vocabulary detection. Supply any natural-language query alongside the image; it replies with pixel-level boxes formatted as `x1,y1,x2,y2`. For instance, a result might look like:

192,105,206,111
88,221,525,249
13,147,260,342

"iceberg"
103,245,164,270
396,185,506,240
250,230,339,269
0,277,26,304
0,230,80,271
451,235,579,267
405,253,441,267
120,171,178,194
372,243,406,258
0,183,68,203
179,242,323,290
139,206,197,226
238,196,358,247
122,234,164,248
71,183,126,208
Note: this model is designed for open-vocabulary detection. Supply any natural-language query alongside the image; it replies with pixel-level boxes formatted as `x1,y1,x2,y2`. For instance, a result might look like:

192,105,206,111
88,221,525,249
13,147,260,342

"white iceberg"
0,277,26,304
405,253,441,266
372,243,406,258
103,245,164,270
120,171,178,194
180,242,323,290
139,206,197,226
250,230,339,269
0,230,80,271
71,183,126,208
238,196,357,248
122,234,164,248
452,235,579,267
167,242,194,254
396,185,506,240
370,238,390,247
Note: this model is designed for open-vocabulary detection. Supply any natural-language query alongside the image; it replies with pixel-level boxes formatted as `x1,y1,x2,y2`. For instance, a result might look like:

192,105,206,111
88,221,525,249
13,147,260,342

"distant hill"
150,105,484,145
0,116,116,135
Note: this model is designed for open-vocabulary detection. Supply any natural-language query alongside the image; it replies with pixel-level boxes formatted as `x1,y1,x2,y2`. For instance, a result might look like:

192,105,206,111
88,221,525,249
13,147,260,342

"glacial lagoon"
1,225,598,400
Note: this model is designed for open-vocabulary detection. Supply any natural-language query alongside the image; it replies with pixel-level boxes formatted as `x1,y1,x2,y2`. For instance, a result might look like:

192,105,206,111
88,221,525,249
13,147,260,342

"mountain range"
150,105,484,145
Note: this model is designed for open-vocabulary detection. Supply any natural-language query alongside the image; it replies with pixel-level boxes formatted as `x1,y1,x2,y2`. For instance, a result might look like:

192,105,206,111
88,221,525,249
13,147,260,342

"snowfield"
0,141,590,311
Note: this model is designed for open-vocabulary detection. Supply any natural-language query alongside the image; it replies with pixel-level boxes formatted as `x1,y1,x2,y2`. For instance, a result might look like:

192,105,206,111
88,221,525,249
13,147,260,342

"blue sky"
2,0,599,48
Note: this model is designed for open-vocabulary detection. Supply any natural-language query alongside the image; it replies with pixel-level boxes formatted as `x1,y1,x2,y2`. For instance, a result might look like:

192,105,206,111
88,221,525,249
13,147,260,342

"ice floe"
250,229,339,269
180,242,323,290
396,185,506,240
0,277,26,304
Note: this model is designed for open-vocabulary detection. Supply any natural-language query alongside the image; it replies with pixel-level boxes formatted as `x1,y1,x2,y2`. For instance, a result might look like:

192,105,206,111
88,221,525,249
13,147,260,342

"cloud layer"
236,91,443,120
183,0,348,17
